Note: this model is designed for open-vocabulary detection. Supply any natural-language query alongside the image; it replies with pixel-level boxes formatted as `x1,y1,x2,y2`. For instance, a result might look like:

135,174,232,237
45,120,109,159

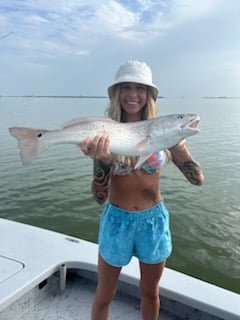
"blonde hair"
105,84,160,170
106,85,159,121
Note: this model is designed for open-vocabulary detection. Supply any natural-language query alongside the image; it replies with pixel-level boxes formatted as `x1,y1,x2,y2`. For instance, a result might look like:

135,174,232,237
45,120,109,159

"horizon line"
1,95,239,99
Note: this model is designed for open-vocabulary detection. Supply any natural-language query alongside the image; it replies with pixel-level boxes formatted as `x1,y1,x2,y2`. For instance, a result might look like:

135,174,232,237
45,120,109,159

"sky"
0,0,239,97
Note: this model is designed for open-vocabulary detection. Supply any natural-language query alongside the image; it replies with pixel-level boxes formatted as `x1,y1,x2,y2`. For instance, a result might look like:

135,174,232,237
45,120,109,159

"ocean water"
0,97,239,294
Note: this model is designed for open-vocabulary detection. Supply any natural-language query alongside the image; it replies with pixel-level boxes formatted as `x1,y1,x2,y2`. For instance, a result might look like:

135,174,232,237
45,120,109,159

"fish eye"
178,114,184,119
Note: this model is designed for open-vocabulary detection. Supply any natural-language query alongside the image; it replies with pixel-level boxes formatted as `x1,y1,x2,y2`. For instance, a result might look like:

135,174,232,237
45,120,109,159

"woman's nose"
128,87,138,96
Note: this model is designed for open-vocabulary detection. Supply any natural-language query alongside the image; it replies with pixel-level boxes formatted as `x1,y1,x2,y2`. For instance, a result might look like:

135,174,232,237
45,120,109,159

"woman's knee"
140,280,159,301
96,255,121,304
139,261,165,300
96,284,117,305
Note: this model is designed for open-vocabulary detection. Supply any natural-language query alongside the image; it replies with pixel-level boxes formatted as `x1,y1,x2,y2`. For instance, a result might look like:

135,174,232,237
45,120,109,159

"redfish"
9,114,200,168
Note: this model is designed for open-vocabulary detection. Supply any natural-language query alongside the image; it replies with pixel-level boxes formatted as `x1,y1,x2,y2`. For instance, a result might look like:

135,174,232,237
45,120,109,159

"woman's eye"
136,85,146,91
121,84,130,90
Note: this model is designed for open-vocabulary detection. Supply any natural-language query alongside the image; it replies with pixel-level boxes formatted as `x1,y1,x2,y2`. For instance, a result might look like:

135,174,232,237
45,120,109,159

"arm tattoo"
91,160,112,205
173,159,203,186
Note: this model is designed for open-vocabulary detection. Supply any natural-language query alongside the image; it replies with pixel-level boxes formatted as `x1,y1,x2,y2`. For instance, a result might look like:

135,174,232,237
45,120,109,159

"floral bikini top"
113,151,166,176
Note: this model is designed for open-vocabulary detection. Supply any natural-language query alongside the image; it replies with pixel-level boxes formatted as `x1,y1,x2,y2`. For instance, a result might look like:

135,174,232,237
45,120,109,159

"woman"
80,60,204,320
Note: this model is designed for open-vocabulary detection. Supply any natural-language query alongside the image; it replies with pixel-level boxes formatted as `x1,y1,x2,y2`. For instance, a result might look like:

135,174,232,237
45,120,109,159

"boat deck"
13,272,177,320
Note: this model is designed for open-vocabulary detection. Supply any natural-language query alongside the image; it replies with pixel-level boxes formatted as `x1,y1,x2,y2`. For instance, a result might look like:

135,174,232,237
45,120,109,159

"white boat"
0,218,239,320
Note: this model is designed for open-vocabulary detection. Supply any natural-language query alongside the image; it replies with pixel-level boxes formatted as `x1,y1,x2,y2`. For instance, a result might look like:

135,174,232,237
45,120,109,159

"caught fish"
9,114,200,168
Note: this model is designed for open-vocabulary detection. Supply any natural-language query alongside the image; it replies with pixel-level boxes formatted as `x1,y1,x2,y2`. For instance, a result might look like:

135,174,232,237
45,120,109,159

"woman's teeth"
127,101,138,104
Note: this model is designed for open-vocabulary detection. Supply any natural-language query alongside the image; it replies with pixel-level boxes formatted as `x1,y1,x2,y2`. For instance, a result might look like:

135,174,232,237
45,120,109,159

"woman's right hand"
79,134,113,165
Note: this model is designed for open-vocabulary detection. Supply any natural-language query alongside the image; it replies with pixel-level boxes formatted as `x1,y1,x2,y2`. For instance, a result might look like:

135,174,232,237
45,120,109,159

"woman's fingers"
79,135,112,163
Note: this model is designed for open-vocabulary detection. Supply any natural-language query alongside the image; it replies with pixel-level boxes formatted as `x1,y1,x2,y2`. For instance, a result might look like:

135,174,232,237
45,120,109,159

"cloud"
0,0,240,96
96,1,139,37
172,0,219,22
0,0,223,58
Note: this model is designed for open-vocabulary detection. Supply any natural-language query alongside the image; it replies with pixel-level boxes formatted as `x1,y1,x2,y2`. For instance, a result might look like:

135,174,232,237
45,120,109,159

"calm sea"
1,97,239,294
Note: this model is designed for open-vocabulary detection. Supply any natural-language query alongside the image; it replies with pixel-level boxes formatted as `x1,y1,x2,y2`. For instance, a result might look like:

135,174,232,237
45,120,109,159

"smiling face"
119,82,148,122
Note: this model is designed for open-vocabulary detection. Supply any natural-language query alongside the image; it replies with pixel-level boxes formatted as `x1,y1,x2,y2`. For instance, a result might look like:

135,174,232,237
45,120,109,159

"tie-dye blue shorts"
98,201,172,267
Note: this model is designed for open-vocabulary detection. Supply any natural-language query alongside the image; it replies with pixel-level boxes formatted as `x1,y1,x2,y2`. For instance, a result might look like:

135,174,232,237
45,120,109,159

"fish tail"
9,127,50,165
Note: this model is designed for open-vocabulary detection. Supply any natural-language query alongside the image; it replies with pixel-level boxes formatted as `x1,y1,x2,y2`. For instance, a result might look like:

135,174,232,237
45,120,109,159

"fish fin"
9,127,50,165
62,116,115,129
136,137,151,151
134,154,152,169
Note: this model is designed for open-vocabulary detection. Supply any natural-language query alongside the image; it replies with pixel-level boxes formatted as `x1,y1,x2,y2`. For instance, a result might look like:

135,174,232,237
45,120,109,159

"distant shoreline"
0,95,108,99
0,95,239,99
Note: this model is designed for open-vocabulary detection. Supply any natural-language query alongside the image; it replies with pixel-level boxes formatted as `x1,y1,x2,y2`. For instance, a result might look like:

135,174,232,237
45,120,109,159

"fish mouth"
182,115,200,132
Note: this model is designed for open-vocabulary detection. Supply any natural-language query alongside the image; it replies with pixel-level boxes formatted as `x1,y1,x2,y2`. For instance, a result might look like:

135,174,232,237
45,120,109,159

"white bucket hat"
108,60,159,100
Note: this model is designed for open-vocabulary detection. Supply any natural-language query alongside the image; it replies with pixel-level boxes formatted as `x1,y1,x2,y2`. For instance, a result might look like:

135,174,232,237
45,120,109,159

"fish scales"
9,114,200,166
51,120,148,155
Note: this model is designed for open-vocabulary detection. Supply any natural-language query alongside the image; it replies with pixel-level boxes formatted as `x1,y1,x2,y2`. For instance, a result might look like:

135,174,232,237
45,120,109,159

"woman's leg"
91,254,121,320
139,260,166,320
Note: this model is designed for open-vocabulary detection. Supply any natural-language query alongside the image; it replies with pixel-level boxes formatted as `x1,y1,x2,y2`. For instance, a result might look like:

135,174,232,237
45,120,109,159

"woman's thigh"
139,260,166,294
96,254,122,299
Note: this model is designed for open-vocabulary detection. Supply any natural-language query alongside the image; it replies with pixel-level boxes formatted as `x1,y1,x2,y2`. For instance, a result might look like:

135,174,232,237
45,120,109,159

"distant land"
202,96,240,99
0,95,239,99
0,95,108,99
